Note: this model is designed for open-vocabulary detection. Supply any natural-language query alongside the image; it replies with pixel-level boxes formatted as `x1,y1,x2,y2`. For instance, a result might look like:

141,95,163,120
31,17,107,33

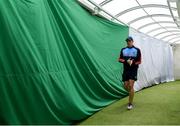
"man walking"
119,36,141,110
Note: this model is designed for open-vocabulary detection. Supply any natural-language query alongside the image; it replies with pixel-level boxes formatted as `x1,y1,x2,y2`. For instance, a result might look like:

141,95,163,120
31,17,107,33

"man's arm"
118,49,125,63
134,48,141,65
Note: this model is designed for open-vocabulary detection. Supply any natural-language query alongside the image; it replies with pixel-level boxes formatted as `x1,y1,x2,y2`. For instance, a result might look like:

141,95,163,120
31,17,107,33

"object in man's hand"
127,59,133,66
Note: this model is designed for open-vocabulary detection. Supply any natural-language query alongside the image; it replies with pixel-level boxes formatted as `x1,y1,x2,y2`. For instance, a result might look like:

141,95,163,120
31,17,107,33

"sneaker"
127,103,133,110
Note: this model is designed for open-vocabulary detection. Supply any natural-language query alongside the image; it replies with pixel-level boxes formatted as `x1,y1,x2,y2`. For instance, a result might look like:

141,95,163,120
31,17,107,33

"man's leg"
128,79,135,104
124,81,129,91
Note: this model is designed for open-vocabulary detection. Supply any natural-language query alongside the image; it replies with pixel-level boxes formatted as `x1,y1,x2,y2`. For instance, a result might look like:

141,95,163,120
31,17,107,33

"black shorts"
122,69,138,82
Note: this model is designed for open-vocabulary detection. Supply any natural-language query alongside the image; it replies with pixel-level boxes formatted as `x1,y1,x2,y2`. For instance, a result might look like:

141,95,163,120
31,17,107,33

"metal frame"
167,36,180,42
84,0,126,25
146,26,180,34
167,36,179,42
127,14,174,24
137,21,176,30
153,30,180,37
99,0,113,6
79,0,180,44
160,34,180,40
167,0,180,28
115,4,177,18
171,39,180,44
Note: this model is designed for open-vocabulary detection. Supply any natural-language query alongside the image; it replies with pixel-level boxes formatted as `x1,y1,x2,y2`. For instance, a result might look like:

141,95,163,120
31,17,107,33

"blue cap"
126,36,133,42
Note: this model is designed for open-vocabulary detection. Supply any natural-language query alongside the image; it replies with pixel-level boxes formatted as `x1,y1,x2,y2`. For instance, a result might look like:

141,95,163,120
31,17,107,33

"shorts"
122,69,138,82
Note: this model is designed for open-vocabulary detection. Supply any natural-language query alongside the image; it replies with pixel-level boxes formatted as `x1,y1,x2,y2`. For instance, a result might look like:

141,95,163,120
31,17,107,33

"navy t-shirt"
119,46,141,71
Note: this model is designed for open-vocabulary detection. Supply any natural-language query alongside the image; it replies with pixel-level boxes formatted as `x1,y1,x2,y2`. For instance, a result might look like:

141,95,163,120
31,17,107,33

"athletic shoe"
127,103,133,110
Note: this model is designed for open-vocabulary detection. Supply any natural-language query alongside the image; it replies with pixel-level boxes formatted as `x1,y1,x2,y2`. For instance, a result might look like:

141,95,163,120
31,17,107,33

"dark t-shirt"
119,46,141,71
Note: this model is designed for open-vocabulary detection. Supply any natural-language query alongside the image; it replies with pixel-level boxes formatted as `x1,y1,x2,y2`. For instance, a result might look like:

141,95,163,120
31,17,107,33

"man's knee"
124,81,129,91
129,80,135,91
124,81,129,86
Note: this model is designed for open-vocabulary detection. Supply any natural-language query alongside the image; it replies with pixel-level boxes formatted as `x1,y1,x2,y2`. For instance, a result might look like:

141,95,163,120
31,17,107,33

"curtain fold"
0,0,128,124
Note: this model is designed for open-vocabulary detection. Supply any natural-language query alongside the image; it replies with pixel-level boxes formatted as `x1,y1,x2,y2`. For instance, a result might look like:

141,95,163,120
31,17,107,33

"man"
119,36,141,110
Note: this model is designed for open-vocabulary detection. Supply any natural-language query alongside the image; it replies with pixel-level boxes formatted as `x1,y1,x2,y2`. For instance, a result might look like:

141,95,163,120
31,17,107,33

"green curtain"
0,0,129,124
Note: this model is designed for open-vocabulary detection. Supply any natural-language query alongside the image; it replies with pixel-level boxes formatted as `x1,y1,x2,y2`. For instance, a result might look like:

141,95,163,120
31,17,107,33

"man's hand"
127,59,133,66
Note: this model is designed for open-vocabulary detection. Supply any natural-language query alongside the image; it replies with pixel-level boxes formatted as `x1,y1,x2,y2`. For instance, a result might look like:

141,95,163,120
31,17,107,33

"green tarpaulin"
0,0,128,124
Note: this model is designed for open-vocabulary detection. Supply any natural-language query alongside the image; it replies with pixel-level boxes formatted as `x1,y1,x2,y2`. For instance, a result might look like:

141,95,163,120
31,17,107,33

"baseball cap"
125,36,133,42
